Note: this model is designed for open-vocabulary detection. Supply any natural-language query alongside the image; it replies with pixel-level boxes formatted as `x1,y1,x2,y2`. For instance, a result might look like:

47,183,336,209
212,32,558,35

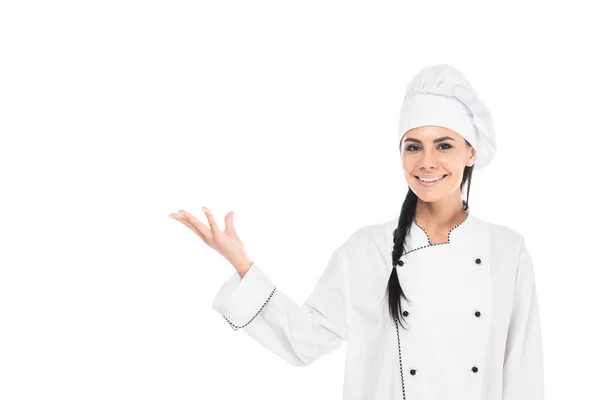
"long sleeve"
503,237,545,399
211,246,349,367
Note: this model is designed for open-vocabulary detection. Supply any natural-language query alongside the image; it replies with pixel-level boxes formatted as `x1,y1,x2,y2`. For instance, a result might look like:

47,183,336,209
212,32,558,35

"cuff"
212,262,276,328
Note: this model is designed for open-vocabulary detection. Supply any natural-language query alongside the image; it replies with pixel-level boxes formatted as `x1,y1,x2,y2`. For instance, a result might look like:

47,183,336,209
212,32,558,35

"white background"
1,1,597,399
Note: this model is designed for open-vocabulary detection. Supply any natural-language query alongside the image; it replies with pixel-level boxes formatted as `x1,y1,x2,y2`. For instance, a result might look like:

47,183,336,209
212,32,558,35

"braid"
386,189,417,328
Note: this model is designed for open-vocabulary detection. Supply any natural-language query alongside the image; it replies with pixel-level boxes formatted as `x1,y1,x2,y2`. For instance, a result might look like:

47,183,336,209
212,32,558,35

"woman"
169,64,545,400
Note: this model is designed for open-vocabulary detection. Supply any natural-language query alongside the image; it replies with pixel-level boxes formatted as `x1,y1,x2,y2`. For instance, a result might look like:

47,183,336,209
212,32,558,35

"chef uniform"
212,64,545,400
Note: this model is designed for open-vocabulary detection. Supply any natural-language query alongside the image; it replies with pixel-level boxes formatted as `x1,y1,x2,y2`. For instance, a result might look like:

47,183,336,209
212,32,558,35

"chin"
414,192,446,203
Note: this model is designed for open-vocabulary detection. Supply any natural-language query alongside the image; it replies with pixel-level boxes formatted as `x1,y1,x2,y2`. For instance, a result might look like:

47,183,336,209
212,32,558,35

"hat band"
397,93,477,149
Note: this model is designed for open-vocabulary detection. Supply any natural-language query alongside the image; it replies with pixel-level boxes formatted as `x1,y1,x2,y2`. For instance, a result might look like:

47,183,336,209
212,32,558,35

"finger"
224,211,239,236
177,209,212,239
170,213,209,244
224,211,243,246
224,211,234,231
201,206,220,236
170,212,204,237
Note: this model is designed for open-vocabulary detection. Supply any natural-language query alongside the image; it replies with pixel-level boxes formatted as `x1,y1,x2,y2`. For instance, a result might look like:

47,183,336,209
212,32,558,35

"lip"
415,174,448,188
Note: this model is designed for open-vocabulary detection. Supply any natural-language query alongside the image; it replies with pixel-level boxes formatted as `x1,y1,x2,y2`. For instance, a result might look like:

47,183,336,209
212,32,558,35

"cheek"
402,159,415,176
440,156,464,171
446,166,466,186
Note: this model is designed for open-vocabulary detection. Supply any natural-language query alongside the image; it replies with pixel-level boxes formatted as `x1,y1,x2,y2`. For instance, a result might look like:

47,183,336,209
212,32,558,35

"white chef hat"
397,64,497,170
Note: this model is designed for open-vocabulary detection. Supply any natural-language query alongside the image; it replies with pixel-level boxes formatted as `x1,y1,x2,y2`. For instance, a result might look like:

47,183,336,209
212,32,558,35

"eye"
404,143,453,152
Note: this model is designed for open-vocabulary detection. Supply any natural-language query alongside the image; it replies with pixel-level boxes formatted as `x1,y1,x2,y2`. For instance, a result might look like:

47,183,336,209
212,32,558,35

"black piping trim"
221,286,277,331
394,315,407,400
400,212,471,258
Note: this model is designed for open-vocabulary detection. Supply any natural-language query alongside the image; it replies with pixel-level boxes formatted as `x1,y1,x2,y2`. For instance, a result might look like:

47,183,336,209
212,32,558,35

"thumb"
224,211,237,233
224,211,244,247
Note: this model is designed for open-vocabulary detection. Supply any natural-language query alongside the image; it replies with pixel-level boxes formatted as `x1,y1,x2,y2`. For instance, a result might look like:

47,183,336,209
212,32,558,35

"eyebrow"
403,136,456,144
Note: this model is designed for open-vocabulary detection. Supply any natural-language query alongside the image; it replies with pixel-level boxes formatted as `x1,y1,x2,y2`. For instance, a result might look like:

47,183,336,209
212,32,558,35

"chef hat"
397,64,497,170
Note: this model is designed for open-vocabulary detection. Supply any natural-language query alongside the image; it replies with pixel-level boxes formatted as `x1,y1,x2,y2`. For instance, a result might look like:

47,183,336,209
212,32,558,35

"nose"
418,150,440,169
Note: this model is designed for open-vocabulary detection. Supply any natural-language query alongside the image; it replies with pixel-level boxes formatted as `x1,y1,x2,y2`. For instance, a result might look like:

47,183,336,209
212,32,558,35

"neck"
414,200,468,235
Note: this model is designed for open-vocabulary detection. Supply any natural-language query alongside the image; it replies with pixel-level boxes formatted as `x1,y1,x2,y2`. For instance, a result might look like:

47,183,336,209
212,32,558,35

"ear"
466,147,477,167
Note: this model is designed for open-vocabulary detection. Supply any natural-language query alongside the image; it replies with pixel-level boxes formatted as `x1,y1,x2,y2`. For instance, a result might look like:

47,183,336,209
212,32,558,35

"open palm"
169,207,251,269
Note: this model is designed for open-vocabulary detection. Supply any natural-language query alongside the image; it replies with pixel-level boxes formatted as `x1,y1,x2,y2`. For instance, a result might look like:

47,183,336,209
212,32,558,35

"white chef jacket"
212,211,545,400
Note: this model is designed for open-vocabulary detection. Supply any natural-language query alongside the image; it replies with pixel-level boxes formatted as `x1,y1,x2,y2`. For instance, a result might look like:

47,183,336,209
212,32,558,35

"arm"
211,246,349,367
503,236,545,399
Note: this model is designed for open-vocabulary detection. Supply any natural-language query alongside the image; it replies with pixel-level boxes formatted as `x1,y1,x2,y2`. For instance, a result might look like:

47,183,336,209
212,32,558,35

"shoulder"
471,214,526,252
337,216,399,254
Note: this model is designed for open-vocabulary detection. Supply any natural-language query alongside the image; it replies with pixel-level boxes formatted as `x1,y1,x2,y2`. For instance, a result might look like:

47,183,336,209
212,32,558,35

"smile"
415,174,448,187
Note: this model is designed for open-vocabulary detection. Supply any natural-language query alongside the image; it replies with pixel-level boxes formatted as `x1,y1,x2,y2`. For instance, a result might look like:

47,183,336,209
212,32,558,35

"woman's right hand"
169,206,252,276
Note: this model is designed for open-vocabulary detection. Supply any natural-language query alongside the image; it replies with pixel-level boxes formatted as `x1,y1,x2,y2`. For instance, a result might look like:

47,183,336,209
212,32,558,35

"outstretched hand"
169,207,252,272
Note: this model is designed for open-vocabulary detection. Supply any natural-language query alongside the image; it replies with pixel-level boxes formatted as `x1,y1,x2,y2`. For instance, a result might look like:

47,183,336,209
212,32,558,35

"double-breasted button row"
401,309,480,318
401,257,484,379
397,257,481,267
409,367,478,375
471,258,482,374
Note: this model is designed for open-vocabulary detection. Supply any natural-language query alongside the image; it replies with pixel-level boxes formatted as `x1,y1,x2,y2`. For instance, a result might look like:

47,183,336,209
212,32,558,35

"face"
400,126,476,203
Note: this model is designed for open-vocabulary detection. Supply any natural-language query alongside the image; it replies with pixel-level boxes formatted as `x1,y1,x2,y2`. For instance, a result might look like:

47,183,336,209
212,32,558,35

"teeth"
418,175,445,182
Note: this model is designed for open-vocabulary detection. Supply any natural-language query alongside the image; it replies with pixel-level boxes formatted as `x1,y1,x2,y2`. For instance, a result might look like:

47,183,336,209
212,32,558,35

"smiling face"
400,125,476,203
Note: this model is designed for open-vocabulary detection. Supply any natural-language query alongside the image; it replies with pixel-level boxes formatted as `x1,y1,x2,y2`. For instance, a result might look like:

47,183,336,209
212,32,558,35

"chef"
184,64,545,399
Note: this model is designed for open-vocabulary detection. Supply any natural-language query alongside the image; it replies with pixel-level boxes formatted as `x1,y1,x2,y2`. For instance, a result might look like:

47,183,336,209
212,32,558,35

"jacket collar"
406,210,473,252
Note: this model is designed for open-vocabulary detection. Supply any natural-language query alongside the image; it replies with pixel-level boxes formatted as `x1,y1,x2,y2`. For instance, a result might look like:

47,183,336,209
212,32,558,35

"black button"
399,260,404,266
410,369,416,375
403,311,409,317
472,366,478,373
475,311,481,317
475,258,481,264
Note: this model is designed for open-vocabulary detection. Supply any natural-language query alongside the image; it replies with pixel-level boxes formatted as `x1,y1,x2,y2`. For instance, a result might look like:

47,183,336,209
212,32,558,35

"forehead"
401,125,460,142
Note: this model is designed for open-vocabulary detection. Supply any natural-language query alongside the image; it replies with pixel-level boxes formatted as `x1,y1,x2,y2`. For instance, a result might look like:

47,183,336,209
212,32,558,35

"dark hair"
386,139,474,328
